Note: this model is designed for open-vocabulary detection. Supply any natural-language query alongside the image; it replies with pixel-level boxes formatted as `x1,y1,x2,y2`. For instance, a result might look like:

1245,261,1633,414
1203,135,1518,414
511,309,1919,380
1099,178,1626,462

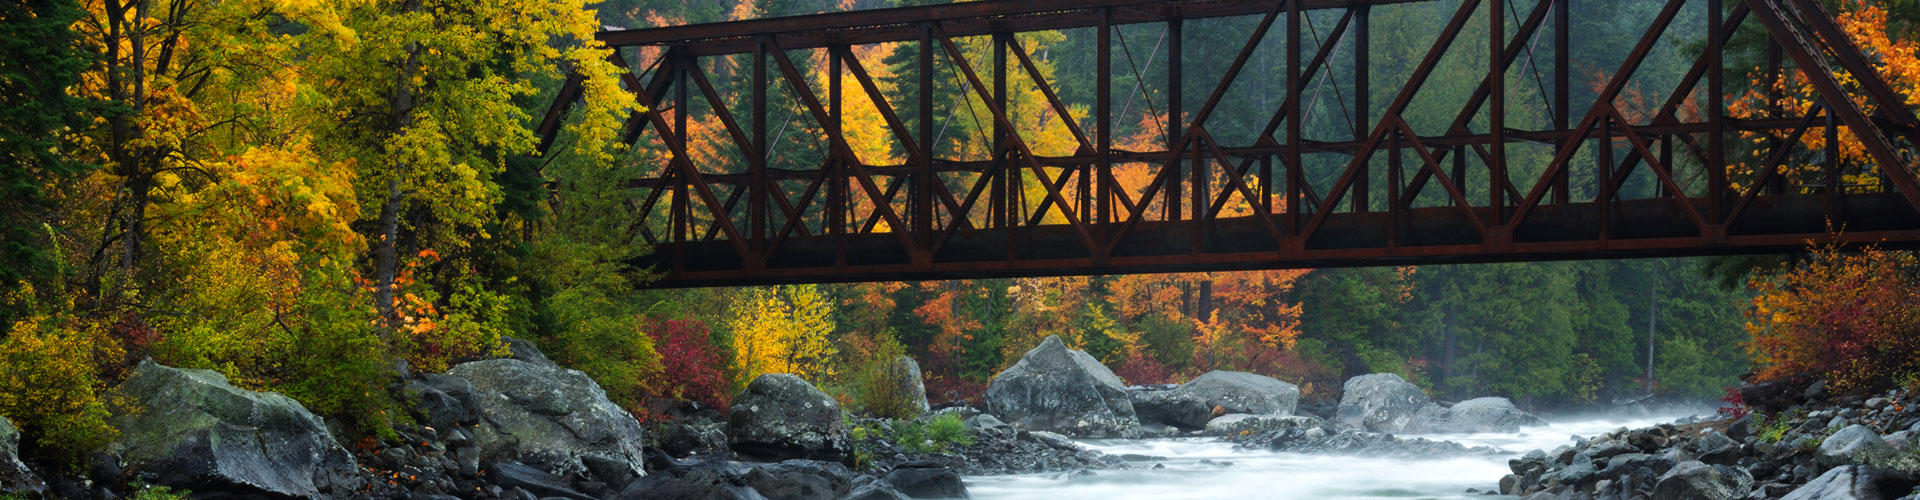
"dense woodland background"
4,0,1919,468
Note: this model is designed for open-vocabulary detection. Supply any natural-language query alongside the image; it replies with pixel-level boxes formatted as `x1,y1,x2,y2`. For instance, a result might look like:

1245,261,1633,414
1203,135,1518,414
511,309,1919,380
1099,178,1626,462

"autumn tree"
307,0,633,332
728,284,837,384
1726,0,1920,193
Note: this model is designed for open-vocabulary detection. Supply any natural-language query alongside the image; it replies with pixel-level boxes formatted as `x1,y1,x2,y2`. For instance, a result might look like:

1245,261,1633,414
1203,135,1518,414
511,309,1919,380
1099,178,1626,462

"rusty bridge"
539,0,1920,288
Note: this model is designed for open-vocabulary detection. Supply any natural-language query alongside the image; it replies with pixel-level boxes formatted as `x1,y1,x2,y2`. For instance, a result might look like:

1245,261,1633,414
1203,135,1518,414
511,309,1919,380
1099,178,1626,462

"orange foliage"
1746,243,1920,393
1726,0,1919,193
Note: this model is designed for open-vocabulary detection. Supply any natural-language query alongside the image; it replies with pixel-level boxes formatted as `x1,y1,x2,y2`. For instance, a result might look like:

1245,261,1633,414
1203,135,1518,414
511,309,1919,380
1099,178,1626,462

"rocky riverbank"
1498,378,1920,499
0,332,1584,500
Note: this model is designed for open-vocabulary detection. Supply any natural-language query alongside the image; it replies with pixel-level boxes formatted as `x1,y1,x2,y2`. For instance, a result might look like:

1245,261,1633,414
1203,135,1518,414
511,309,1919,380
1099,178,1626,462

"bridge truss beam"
538,0,1920,288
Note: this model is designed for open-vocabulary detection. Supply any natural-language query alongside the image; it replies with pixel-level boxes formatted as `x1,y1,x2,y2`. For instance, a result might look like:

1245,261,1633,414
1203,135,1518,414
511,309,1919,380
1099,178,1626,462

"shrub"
1746,245,1920,393
849,336,921,419
1113,349,1171,385
893,413,973,454
0,284,118,469
128,485,189,500
644,318,730,412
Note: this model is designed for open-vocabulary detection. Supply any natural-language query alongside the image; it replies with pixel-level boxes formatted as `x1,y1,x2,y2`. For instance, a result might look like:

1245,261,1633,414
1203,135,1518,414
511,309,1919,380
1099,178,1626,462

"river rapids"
964,412,1709,499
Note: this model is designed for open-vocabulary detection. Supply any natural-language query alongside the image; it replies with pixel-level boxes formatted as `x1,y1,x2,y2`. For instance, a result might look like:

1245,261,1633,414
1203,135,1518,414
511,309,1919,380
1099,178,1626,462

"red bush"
1746,246,1920,393
645,318,731,412
923,373,986,406
1114,350,1172,385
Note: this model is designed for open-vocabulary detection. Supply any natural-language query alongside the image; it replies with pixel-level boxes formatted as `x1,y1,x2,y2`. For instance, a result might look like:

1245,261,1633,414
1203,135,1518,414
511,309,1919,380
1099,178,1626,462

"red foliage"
1746,245,1920,393
645,318,731,412
923,373,986,406
1718,386,1750,419
1114,350,1172,385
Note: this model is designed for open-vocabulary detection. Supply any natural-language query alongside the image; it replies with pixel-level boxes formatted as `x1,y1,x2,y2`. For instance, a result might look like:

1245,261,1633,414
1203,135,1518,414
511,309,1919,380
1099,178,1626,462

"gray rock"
109,360,362,497
615,462,767,500
1409,397,1546,434
984,336,1140,438
1173,371,1300,416
844,480,914,500
1556,460,1598,485
1333,373,1430,433
1202,414,1318,437
0,415,44,496
1781,466,1916,500
491,461,595,500
1021,431,1078,451
891,355,932,416
655,420,731,458
502,335,555,367
740,460,857,500
408,375,476,431
1653,461,1754,500
449,358,649,480
1821,425,1898,469
1693,431,1743,465
729,374,852,464
883,465,968,499
1127,389,1213,429
1884,430,1915,452
963,415,1014,441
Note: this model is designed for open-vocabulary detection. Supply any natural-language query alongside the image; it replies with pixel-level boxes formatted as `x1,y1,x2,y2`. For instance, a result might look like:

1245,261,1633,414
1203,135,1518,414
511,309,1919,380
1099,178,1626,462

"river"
964,411,1710,499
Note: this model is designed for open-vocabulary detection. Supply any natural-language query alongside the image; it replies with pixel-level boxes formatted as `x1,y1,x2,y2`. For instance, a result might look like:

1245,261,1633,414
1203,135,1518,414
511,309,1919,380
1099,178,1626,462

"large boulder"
0,415,44,496
1819,425,1899,469
1128,389,1213,430
883,463,968,499
1781,466,1916,500
1652,461,1753,500
448,357,650,481
109,360,363,497
890,355,932,417
1174,371,1300,416
1333,373,1430,433
1404,397,1547,434
984,336,1139,438
729,374,853,464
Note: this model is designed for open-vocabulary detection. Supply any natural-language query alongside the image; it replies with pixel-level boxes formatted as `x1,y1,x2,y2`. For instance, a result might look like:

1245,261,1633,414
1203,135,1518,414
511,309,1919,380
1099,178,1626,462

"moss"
128,484,189,500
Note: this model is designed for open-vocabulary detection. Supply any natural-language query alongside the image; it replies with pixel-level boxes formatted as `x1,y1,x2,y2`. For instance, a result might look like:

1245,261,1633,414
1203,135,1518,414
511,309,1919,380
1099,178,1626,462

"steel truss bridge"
539,0,1920,288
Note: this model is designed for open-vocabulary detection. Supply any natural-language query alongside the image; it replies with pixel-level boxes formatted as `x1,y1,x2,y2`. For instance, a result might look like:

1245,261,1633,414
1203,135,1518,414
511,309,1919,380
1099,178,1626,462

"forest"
4,0,1919,469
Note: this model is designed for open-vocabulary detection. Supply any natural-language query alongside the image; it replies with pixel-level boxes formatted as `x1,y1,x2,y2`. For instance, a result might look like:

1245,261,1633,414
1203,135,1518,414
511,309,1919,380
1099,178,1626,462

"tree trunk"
1441,302,1459,397
375,26,423,332
1645,268,1660,394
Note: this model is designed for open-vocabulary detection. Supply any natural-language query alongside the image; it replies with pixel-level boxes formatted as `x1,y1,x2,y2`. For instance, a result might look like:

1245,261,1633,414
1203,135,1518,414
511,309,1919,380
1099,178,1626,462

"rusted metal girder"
537,0,1920,288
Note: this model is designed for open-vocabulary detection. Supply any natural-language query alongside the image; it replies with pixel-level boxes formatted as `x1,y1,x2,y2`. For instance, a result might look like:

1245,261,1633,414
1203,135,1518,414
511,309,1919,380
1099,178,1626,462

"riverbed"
964,412,1707,499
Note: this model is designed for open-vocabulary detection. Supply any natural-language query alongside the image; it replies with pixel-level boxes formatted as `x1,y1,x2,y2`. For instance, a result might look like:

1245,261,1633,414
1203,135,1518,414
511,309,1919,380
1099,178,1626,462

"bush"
128,485,189,500
0,284,118,469
1746,245,1920,393
644,318,730,412
849,336,921,419
892,413,973,454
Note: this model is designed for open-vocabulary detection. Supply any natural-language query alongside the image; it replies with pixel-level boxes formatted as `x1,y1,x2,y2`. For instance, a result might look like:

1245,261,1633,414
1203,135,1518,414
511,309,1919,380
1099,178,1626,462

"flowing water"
964,412,1709,500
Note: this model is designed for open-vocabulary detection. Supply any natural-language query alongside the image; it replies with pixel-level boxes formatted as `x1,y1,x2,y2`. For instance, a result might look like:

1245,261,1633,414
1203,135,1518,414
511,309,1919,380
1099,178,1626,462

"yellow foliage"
727,285,838,385
0,285,119,468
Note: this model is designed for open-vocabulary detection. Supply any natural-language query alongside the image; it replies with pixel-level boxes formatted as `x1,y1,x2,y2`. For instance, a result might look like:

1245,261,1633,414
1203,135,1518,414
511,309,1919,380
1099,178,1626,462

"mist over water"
965,411,1710,500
